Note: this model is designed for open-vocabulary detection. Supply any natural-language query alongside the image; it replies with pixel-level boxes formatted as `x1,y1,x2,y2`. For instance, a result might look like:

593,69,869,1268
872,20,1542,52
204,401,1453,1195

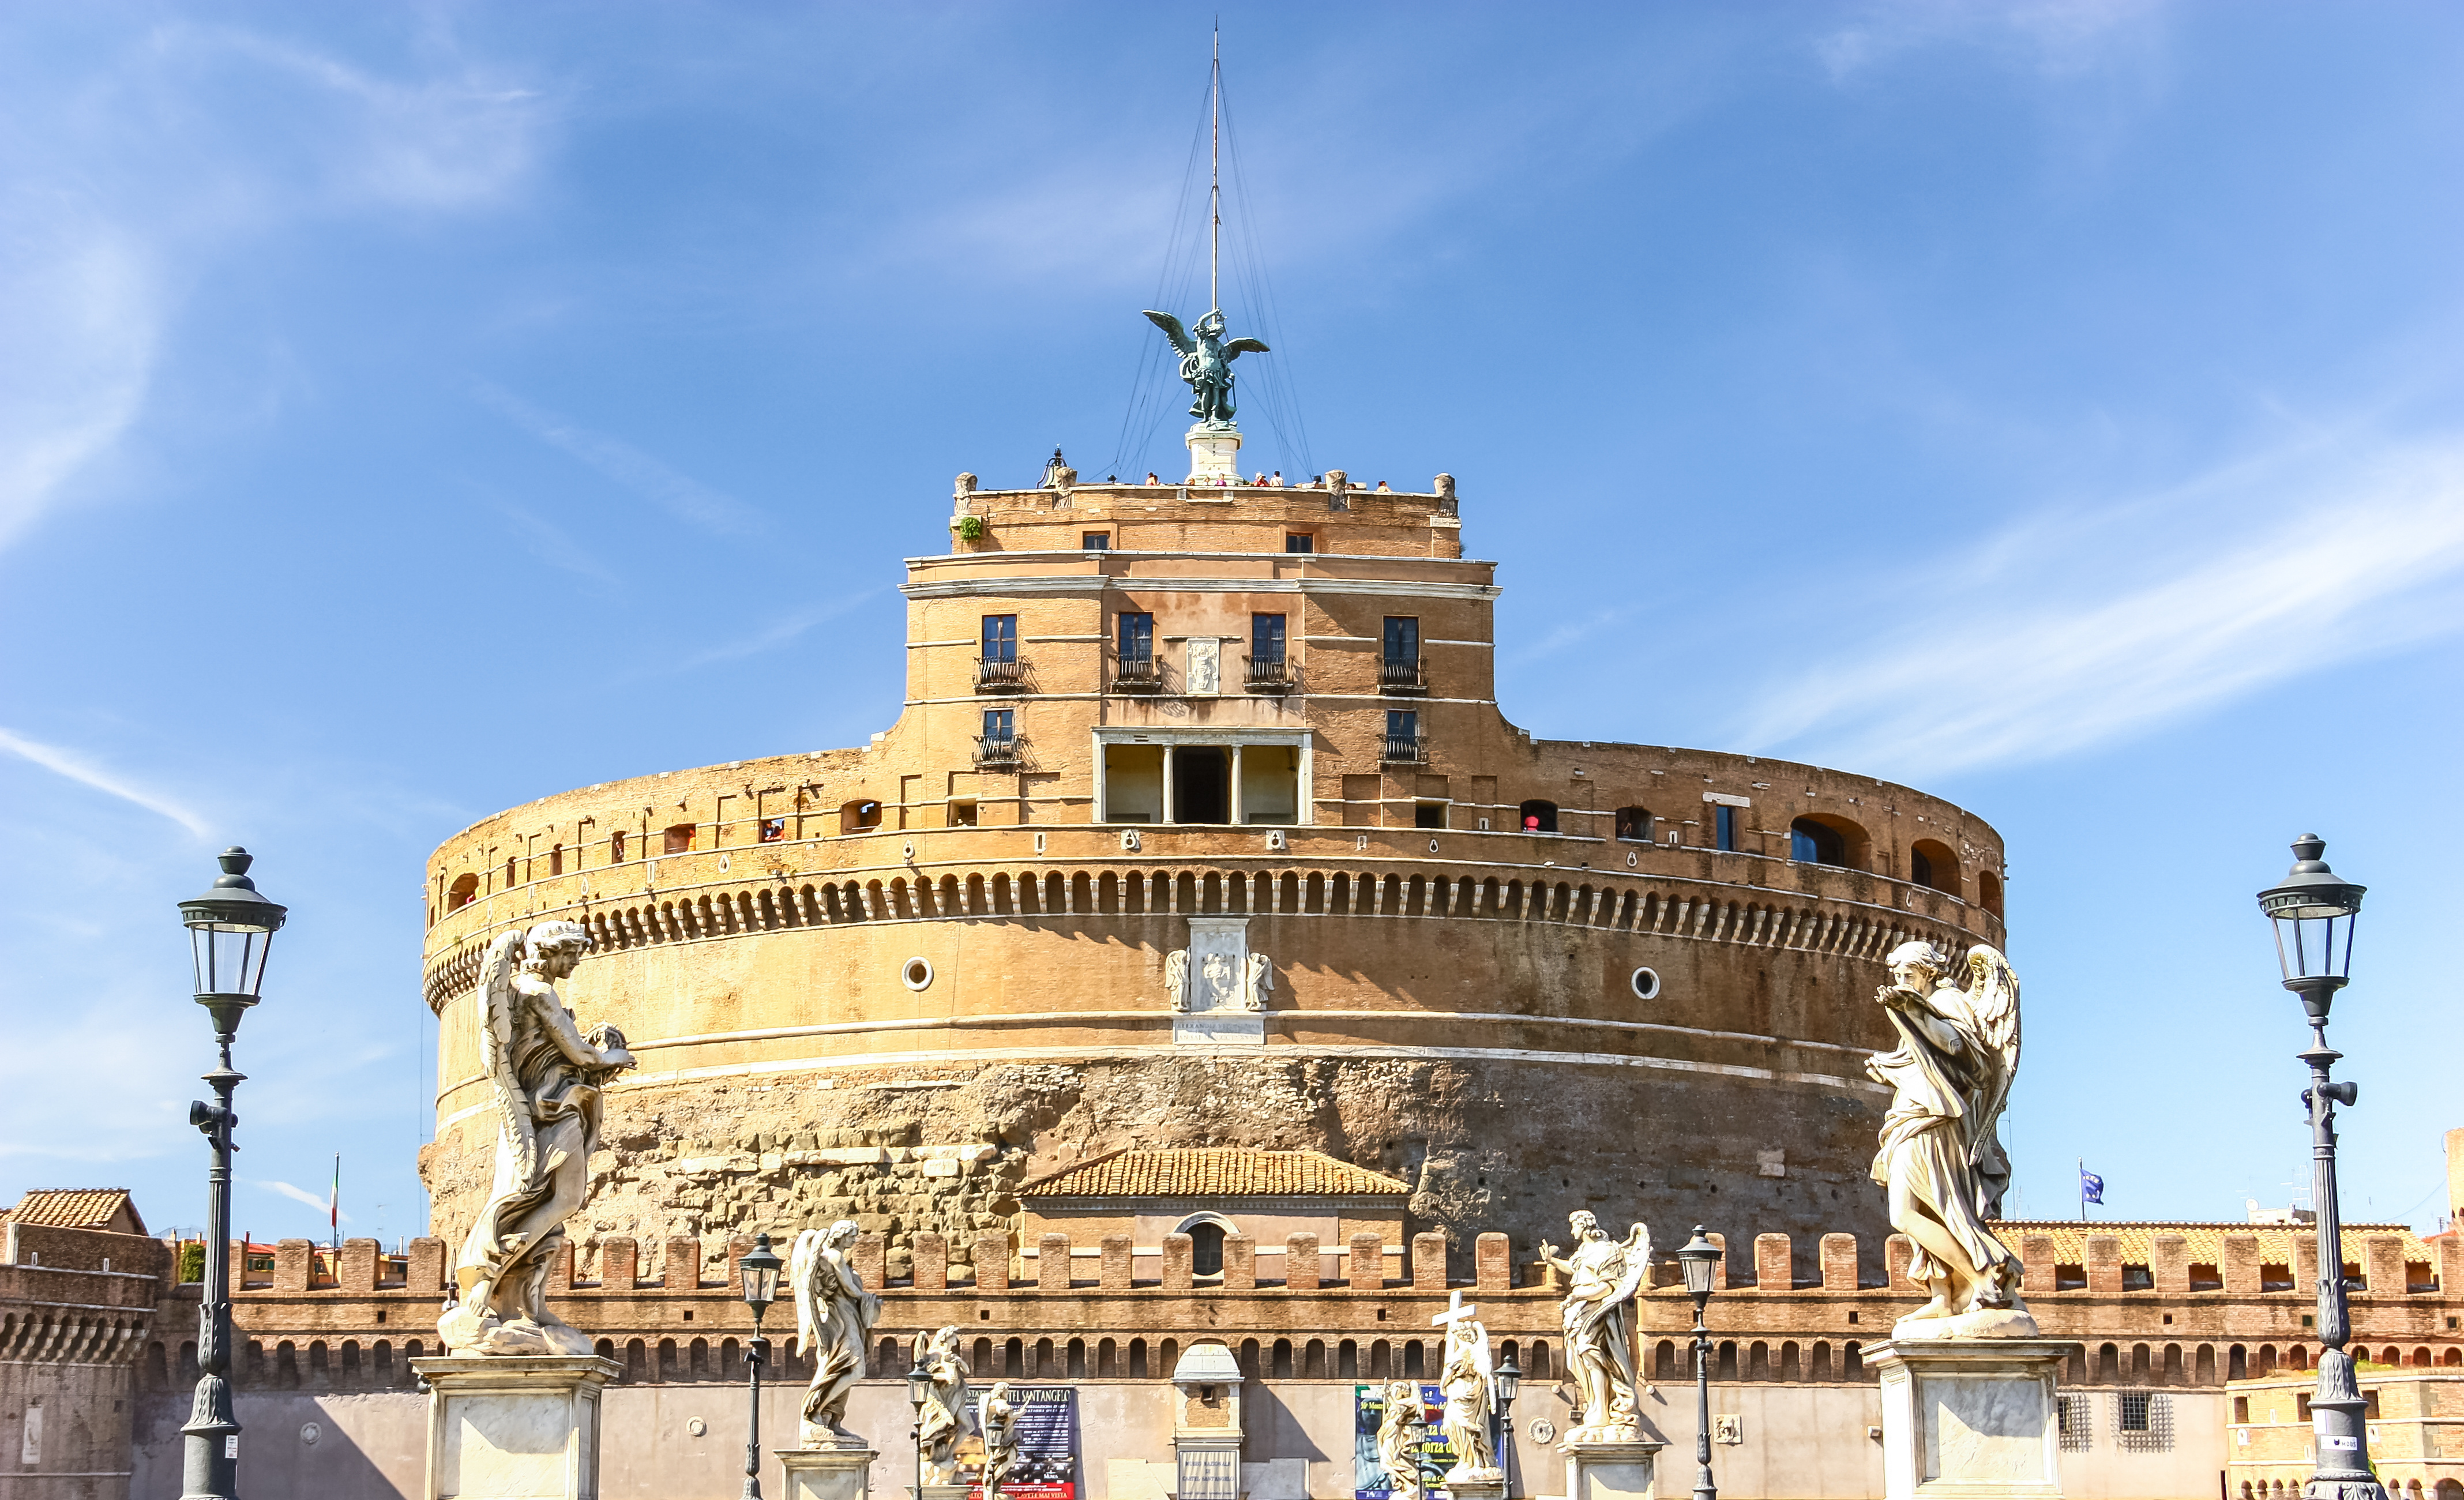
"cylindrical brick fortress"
418,473,2006,1281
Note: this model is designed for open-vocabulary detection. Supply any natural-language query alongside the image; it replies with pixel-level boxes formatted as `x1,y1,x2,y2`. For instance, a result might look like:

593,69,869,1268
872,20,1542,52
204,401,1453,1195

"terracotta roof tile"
1999,1220,2432,1266
5,1189,141,1233
1020,1149,1409,1200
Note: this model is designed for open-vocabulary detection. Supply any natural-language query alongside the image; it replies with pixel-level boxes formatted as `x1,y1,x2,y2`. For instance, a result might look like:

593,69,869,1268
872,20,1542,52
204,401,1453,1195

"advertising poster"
956,1386,1079,1500
1351,1383,1452,1500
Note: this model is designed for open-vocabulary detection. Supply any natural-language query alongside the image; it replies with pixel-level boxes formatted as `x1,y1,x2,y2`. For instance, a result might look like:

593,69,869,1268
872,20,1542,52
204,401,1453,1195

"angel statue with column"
1142,308,1269,427
437,920,636,1356
1864,940,2037,1339
1376,1381,1428,1500
791,1220,882,1447
1537,1211,1650,1443
914,1326,976,1483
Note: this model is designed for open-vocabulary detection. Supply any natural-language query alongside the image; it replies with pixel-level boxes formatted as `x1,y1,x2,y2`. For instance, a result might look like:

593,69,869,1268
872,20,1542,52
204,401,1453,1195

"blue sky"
4,2,2460,1247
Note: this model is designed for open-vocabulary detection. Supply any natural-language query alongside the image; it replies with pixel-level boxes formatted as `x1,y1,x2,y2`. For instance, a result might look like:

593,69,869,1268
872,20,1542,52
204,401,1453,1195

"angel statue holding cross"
1433,1291,1499,1482
1142,308,1269,428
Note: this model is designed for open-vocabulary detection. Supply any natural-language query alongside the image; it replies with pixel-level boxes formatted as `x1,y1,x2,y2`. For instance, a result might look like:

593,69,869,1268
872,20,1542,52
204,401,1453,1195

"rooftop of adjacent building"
3,1187,145,1236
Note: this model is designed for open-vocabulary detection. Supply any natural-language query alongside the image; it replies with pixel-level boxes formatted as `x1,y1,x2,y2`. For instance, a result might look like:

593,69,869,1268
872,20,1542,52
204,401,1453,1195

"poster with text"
956,1385,1079,1500
1352,1383,1451,1500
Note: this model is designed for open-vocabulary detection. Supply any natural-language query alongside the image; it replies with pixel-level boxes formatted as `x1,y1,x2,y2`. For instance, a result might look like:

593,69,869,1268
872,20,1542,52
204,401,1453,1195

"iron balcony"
973,734,1023,769
975,657,1031,694
1113,655,1163,692
1380,734,1429,766
1244,655,1293,693
1380,657,1426,694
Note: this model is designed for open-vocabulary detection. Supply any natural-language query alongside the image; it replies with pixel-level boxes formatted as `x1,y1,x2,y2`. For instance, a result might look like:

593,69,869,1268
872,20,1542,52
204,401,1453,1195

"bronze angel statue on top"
1143,308,1269,427
1865,940,2037,1338
438,921,636,1356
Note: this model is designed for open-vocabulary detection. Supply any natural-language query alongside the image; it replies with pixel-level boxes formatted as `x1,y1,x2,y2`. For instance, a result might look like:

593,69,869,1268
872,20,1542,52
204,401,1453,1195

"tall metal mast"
1210,23,1221,315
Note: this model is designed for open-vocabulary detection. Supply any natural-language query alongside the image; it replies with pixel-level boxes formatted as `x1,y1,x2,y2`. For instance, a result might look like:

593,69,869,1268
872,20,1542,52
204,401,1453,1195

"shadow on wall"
131,1393,422,1500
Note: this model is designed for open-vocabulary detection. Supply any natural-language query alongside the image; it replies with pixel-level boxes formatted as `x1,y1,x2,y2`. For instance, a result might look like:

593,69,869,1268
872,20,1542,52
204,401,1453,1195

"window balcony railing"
973,734,1023,769
1380,733,1428,765
1379,657,1426,694
1112,654,1162,692
975,656,1031,694
1244,654,1293,693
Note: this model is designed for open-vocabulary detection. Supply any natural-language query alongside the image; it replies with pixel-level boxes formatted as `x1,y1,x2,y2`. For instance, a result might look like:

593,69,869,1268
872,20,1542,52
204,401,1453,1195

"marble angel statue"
1376,1381,1428,1500
1437,1313,1498,1481
915,1326,976,1483
1864,940,2036,1338
791,1220,882,1447
437,920,636,1356
1537,1211,1650,1442
1165,949,1190,1012
981,1381,1021,1500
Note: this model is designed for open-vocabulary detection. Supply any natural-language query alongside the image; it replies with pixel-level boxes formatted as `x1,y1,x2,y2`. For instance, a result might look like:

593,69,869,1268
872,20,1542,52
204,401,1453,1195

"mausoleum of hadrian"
414,467,2009,1285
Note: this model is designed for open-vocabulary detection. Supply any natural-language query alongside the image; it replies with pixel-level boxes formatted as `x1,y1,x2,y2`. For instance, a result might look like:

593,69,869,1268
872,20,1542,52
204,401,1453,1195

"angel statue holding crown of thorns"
1865,939,2038,1339
437,920,636,1356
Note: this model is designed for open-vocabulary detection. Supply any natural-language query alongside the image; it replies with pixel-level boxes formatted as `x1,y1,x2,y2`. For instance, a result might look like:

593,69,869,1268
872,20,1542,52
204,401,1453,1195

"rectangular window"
946,799,978,827
757,818,786,843
1252,612,1286,660
2056,1394,2092,1452
1119,612,1154,660
1284,533,1313,554
1715,804,1738,851
1385,710,1420,762
982,708,1015,742
610,830,627,863
1082,532,1110,551
981,614,1019,661
1382,616,1420,664
663,823,696,854
1415,802,1445,829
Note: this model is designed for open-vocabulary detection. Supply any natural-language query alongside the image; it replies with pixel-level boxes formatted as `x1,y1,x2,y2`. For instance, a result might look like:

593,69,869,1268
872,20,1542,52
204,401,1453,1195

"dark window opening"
1519,799,1558,834
1284,533,1313,554
1252,612,1286,662
1911,849,1933,886
1384,710,1423,764
1189,1223,1226,1277
981,614,1019,661
842,800,884,833
1979,869,2005,916
948,800,978,827
1790,818,1846,866
758,818,786,843
1415,802,1445,829
1381,616,1423,690
1615,806,1652,843
1715,805,1740,851
982,708,1015,744
549,844,562,875
1119,612,1154,661
1082,532,1110,551
610,830,626,863
446,874,478,912
663,824,696,854
1173,747,1230,824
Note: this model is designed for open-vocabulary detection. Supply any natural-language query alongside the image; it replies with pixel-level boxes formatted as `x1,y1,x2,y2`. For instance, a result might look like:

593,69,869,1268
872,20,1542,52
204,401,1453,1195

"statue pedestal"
1560,1434,1662,1500
1186,424,1241,485
1869,1339,2074,1500
1443,1469,1508,1500
414,1354,617,1500
922,1483,972,1500
777,1445,877,1500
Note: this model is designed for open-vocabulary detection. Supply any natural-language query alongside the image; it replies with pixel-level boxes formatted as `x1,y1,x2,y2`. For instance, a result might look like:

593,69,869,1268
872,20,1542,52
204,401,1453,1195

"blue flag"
2080,1168,2105,1205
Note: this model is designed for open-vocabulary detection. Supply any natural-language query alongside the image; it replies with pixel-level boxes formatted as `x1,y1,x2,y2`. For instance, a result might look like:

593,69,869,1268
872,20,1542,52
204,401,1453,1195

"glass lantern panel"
191,926,273,997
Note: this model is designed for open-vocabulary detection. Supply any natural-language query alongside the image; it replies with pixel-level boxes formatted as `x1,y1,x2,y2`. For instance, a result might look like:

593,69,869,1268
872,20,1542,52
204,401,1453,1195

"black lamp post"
1491,1354,1522,1499
178,848,286,1500
739,1234,785,1500
1675,1227,1721,1500
2257,835,2384,1500
906,1349,934,1500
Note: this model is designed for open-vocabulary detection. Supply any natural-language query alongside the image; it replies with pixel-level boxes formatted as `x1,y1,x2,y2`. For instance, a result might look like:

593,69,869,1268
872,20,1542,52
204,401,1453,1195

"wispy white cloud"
0,727,210,837
498,504,623,591
1738,437,2464,776
655,592,891,677
1816,0,2166,82
474,382,767,536
257,1179,347,1221
0,197,159,551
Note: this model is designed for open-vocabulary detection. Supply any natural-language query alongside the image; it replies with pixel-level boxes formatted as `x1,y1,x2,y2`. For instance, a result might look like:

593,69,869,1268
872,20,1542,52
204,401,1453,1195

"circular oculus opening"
1630,967,1661,1001
901,957,934,991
